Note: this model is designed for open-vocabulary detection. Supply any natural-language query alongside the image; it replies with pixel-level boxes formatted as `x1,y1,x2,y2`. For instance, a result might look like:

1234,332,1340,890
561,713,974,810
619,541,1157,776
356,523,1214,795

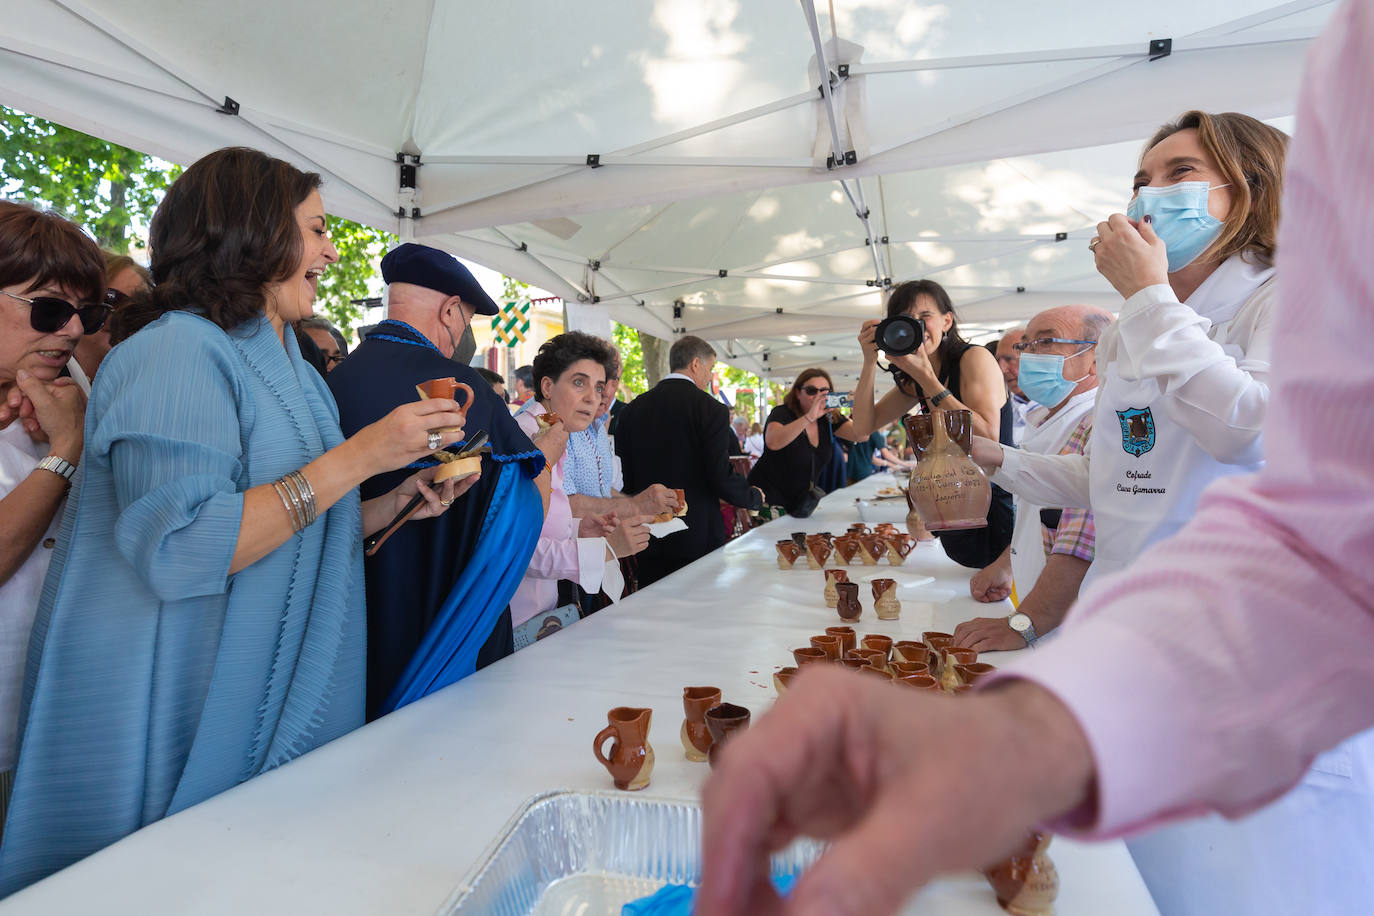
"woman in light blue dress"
0,147,477,894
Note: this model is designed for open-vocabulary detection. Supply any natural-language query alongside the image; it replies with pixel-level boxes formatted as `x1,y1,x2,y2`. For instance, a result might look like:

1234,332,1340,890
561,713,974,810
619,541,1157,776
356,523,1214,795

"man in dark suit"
616,335,763,587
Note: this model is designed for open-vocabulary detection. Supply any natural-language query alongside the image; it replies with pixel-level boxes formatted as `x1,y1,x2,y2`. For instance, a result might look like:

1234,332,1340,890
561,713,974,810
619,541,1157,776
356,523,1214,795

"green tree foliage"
1,105,394,333
612,322,647,396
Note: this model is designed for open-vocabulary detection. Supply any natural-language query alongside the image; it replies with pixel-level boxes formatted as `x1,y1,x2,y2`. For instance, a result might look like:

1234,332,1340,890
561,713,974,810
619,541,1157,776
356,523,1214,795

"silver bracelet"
273,478,306,532
285,470,317,528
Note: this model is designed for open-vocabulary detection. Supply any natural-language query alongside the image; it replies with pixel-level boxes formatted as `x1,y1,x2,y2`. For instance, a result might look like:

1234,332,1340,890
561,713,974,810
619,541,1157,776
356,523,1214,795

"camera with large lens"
873,315,926,356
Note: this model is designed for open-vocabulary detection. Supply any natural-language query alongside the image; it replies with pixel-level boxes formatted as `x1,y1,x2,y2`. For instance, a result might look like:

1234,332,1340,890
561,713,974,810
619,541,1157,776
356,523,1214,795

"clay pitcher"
805,536,832,569
680,687,720,763
835,581,861,621
904,410,991,531
884,534,917,565
705,703,751,768
984,831,1059,916
871,578,901,620
823,569,849,608
416,377,475,433
775,539,802,570
593,707,654,791
833,535,863,565
857,533,885,565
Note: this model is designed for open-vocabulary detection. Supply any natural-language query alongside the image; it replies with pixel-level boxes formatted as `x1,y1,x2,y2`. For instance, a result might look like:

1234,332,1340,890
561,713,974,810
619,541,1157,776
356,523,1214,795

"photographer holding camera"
748,369,864,517
849,279,1014,567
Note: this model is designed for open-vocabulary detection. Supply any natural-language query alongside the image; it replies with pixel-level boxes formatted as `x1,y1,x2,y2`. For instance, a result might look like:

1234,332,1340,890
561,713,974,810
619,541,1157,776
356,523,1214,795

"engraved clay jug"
904,410,991,531
594,707,654,791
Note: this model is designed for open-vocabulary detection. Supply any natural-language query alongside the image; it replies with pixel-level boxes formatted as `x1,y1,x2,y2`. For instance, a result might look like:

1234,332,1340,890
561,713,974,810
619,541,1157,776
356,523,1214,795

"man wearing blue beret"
329,243,546,718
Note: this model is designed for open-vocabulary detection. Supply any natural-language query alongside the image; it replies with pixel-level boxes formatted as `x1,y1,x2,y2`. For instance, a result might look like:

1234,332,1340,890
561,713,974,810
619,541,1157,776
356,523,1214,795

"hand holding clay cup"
823,569,849,608
681,686,722,762
825,626,857,657
776,539,803,569
809,634,843,663
415,377,475,433
834,581,861,621
793,646,828,667
593,707,654,791
705,703,751,768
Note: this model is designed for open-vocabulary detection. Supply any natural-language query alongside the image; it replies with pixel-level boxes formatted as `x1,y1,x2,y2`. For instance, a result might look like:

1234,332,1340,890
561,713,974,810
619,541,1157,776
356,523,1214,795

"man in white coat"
954,305,1112,652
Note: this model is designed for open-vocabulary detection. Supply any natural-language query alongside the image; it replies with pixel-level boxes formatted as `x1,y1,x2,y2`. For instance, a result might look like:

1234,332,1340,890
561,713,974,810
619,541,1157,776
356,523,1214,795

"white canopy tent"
1,0,1329,380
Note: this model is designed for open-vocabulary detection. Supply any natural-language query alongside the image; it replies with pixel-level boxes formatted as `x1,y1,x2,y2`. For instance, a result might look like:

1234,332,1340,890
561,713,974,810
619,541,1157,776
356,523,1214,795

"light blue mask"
1017,351,1088,408
1126,180,1229,272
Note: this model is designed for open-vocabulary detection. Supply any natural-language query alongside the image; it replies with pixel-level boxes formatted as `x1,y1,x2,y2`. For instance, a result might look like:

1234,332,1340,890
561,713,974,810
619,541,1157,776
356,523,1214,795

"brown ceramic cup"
943,646,979,669
853,647,886,669
860,633,893,661
825,626,857,656
956,662,996,687
858,665,894,681
896,674,941,691
681,686,721,762
793,646,828,667
773,667,799,694
809,634,842,662
890,660,930,678
894,642,931,666
705,703,751,768
839,656,868,670
775,540,802,569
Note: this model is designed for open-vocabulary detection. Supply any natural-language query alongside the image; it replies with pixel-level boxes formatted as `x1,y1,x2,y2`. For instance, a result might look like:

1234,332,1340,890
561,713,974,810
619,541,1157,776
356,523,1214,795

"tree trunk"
639,330,670,387
98,180,129,252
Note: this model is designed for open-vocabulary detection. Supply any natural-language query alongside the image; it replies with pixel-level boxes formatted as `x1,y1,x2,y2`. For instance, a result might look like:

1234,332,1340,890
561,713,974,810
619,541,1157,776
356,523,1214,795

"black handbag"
787,483,827,518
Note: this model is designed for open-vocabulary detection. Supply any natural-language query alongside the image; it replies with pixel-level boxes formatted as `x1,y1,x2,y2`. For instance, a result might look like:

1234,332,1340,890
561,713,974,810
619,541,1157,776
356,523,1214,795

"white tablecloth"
0,474,1158,915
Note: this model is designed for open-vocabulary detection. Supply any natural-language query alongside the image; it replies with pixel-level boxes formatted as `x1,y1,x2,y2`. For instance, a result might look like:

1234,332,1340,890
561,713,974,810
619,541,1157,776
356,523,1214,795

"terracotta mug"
705,703,751,768
896,673,941,691
839,656,869,670
858,533,885,565
853,647,886,669
984,831,1059,916
805,536,833,569
833,535,863,565
874,523,898,535
809,634,842,662
593,707,655,791
680,687,721,762
835,582,861,621
825,626,857,657
773,667,799,695
416,377,475,432
871,578,901,620
775,540,802,569
941,646,979,692
823,569,849,608
858,665,894,681
860,633,893,663
884,534,917,565
790,532,808,549
793,646,827,667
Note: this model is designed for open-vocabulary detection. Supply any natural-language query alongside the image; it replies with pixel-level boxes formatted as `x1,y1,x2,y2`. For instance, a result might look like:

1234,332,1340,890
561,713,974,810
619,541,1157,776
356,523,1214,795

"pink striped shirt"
1004,0,1374,837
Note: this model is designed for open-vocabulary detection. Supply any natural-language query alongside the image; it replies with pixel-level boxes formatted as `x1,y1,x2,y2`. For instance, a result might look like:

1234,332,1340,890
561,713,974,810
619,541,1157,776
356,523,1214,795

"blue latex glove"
622,873,796,915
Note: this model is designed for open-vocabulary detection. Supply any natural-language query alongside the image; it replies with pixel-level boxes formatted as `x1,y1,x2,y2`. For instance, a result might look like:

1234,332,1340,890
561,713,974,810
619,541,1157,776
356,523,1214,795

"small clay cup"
681,686,721,762
894,642,931,666
825,626,857,657
793,646,828,667
858,665,894,681
416,377,475,433
891,660,930,678
833,535,863,565
773,667,799,694
896,674,941,691
705,703,751,768
823,569,849,608
943,646,979,669
853,647,886,669
805,537,833,569
858,533,885,565
835,582,861,621
839,656,868,670
775,540,802,569
790,532,808,549
957,662,996,687
860,633,893,663
809,634,842,662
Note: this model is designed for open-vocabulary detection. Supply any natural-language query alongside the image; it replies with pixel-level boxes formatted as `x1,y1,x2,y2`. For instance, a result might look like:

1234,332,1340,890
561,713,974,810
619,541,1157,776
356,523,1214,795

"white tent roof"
2,0,1329,379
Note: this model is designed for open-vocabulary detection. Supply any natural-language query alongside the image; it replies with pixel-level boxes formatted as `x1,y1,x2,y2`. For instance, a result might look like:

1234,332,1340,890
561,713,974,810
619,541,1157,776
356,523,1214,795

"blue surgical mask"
1126,180,1230,272
1017,351,1089,408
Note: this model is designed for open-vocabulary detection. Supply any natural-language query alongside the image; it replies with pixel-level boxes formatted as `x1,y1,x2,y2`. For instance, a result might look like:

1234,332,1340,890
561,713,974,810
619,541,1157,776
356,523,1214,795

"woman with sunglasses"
67,253,151,391
0,148,472,894
748,368,863,517
0,201,106,839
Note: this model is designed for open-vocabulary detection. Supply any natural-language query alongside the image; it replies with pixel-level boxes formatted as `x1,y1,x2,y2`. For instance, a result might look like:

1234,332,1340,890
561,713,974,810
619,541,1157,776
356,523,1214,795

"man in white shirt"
996,327,1032,445
955,306,1111,651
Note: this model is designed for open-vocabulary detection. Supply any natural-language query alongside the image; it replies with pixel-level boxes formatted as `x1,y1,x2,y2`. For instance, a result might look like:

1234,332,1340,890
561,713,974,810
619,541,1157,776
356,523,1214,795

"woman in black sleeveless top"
849,279,1014,567
750,368,863,515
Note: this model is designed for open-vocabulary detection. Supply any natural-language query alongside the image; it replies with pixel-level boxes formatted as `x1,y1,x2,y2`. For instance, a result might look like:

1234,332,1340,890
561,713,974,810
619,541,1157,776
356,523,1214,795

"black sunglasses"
103,287,133,309
801,384,832,396
3,289,111,335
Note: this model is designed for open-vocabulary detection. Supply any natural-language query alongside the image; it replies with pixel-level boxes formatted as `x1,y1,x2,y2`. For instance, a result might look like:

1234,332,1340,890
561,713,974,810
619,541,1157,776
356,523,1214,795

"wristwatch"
36,455,76,484
1008,612,1039,648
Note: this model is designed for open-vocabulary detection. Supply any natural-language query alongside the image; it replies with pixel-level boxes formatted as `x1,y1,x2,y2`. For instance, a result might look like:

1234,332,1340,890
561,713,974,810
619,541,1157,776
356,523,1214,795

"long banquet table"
0,473,1159,915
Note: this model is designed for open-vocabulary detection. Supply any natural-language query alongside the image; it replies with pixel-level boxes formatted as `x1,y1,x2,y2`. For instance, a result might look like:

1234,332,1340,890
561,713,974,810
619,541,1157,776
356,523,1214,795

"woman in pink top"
511,332,649,645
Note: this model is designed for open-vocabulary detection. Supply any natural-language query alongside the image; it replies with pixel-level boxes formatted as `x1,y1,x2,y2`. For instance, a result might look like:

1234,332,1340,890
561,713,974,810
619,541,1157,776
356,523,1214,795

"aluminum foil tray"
439,789,823,915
